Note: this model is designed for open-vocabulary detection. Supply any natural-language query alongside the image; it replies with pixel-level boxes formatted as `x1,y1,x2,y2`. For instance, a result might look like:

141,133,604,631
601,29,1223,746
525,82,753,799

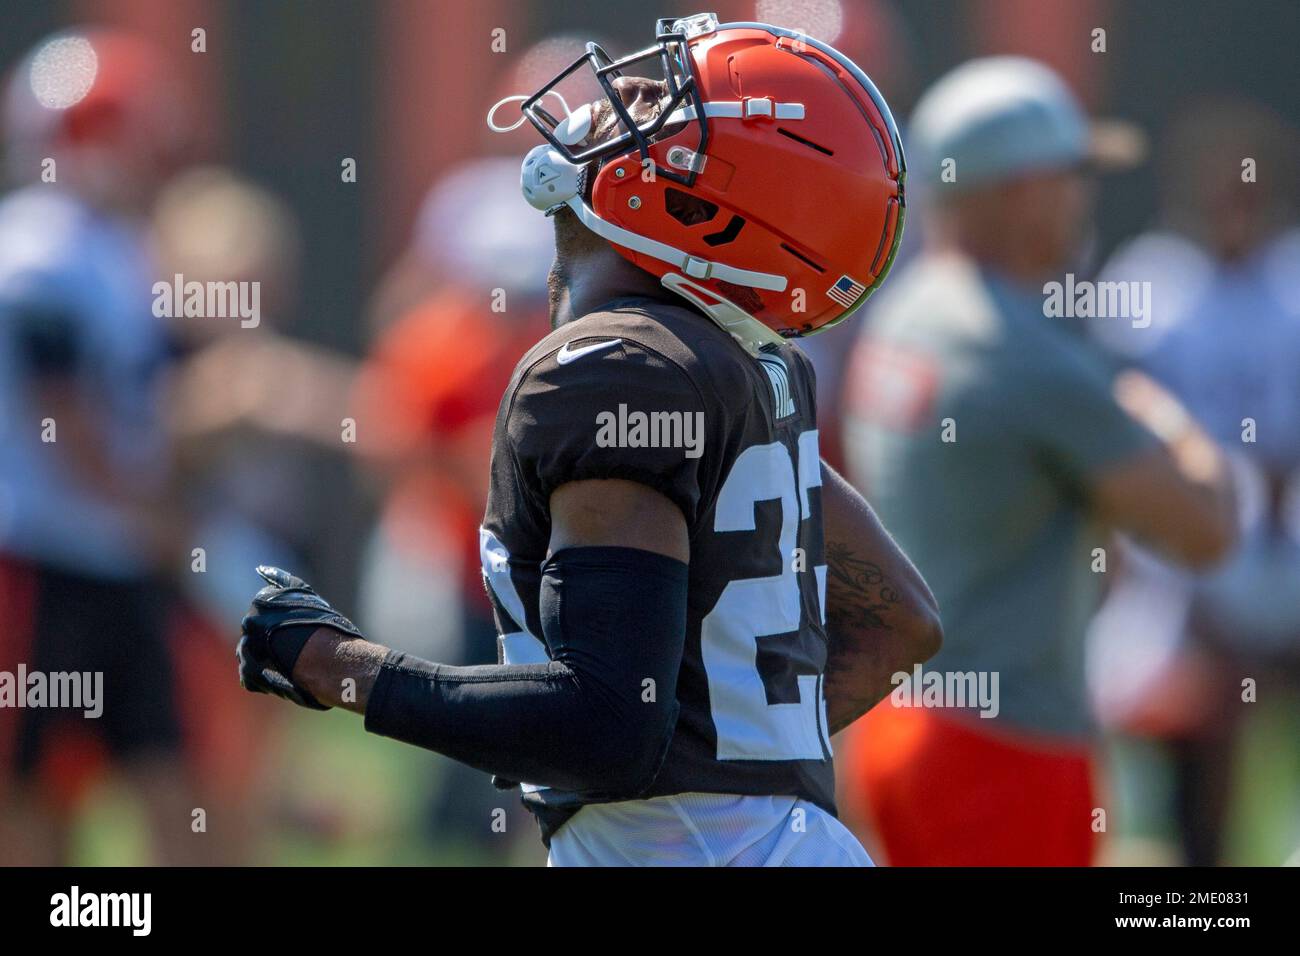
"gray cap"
910,56,1144,192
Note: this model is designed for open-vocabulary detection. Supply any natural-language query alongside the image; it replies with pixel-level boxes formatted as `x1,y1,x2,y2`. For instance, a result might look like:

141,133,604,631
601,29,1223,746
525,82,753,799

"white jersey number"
701,431,830,761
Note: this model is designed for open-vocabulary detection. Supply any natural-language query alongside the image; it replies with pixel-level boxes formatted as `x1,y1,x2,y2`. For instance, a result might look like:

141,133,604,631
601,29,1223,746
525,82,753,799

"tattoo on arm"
822,542,904,733
824,542,901,635
816,460,940,734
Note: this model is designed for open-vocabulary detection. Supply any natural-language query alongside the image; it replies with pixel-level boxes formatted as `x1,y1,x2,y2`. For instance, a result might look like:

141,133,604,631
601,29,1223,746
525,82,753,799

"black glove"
237,565,364,710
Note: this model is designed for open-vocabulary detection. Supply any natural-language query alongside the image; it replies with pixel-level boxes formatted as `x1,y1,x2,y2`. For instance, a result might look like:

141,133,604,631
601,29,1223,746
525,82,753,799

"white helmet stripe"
664,100,807,124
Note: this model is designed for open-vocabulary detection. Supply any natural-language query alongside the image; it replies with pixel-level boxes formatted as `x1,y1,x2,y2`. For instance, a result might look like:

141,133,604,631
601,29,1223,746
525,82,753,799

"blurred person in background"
1086,97,1300,864
0,29,199,864
351,156,552,861
152,166,363,861
157,166,358,589
838,57,1237,865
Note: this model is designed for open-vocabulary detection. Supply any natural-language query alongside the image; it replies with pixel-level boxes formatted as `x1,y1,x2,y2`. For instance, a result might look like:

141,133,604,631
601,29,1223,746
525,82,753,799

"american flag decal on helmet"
827,275,867,308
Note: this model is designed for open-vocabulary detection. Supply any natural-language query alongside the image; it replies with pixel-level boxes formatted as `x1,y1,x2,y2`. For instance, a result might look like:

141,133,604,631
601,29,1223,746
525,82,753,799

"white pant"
547,792,873,867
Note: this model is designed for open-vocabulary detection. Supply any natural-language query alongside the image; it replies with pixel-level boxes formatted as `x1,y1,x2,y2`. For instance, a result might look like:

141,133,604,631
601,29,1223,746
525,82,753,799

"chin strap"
562,194,788,293
660,272,787,356
521,144,789,294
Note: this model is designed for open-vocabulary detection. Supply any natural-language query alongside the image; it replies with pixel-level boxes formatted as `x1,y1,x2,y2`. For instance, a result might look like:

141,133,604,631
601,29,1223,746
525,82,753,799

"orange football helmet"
498,13,905,350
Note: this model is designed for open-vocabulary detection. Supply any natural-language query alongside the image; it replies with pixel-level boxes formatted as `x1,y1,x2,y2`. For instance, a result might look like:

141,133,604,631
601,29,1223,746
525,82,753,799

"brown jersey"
479,296,835,842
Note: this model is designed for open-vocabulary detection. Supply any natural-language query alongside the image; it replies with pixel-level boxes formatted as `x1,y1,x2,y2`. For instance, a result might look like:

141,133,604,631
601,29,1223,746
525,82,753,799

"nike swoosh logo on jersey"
556,338,622,365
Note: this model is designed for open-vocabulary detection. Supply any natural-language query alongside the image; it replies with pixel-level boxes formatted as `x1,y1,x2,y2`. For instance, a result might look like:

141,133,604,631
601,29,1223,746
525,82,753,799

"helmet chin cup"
554,102,593,146
520,143,582,212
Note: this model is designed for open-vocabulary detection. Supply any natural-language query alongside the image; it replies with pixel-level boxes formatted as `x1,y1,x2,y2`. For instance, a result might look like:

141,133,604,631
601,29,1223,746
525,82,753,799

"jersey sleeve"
505,338,711,526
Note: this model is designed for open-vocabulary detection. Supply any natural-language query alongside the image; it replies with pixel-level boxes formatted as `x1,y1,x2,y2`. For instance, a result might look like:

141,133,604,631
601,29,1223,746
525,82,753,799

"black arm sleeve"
363,546,686,797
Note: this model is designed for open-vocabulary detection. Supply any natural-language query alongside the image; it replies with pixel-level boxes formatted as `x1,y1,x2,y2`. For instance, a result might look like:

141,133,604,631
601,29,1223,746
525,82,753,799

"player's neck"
550,252,674,327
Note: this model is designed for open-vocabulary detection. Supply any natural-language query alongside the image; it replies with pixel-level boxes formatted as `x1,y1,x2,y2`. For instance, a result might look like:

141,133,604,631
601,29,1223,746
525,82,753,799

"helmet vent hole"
703,214,745,247
777,127,834,156
781,243,826,274
665,187,718,225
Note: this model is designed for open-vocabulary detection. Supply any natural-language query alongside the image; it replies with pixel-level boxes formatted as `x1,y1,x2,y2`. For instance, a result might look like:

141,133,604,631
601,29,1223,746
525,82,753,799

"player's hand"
237,565,363,710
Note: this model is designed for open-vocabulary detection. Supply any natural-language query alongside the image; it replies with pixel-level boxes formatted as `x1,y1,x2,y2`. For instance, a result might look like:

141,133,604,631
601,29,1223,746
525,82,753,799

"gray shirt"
843,253,1155,739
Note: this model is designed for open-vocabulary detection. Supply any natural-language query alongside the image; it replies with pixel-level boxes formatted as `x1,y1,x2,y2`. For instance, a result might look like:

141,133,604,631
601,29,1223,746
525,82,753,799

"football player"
238,13,939,865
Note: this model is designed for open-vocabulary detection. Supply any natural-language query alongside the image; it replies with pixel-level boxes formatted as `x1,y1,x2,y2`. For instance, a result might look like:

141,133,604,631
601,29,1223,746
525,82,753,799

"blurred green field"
72,706,546,866
70,696,1298,866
